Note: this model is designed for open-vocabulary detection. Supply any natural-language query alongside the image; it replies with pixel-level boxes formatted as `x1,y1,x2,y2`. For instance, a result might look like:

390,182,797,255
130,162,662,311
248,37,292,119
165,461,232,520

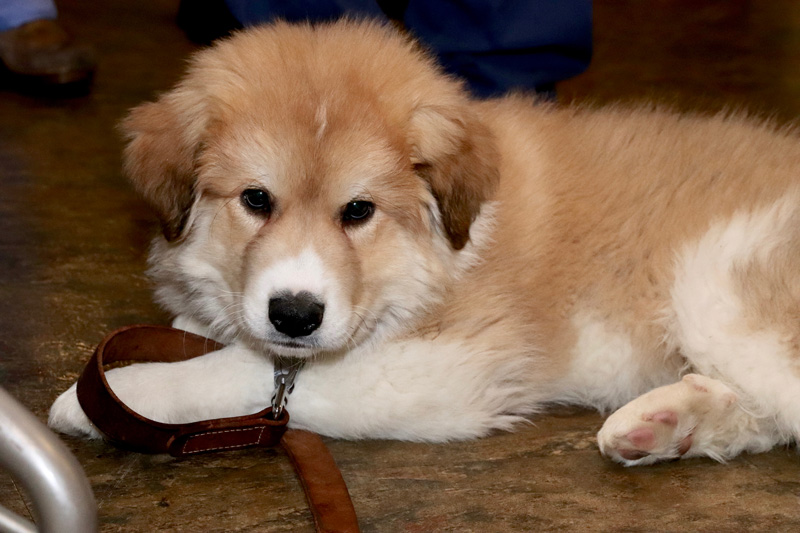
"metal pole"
0,387,97,533
0,504,35,533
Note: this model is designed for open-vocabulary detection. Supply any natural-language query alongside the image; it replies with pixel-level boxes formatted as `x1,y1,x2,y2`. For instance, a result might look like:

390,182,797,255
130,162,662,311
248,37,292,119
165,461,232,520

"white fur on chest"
558,312,674,411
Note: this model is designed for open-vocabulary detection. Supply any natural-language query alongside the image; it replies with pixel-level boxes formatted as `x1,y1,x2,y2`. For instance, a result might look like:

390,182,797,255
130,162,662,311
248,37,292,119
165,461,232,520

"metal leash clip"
271,357,304,419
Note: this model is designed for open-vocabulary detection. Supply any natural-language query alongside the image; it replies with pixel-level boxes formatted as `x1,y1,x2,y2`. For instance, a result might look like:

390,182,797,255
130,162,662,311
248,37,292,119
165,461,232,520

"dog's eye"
341,201,374,225
241,188,271,214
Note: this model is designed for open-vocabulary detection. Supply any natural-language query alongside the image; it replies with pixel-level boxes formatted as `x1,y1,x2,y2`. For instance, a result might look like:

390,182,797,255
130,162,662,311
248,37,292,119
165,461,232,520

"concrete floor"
2,1,800,531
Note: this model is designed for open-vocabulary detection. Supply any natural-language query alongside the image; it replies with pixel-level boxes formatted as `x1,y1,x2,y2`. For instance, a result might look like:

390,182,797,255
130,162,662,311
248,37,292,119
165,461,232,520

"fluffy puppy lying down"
50,19,800,465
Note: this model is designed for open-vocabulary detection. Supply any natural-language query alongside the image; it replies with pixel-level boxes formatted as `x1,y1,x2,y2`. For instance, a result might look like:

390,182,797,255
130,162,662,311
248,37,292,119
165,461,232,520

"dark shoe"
0,19,96,94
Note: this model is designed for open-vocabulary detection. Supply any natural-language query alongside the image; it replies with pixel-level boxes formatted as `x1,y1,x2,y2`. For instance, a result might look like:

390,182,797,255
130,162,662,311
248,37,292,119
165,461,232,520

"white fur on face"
147,188,464,360
242,246,352,357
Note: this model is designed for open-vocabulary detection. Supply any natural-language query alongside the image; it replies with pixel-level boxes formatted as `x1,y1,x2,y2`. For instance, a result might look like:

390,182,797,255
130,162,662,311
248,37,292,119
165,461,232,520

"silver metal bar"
0,504,36,533
0,387,97,533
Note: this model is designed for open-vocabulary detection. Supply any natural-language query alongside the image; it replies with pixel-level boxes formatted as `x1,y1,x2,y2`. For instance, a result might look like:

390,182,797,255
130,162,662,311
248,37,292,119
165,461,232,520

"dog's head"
122,19,499,357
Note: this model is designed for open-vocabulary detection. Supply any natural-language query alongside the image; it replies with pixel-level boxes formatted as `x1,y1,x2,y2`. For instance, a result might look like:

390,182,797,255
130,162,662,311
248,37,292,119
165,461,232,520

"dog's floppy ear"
408,105,499,250
120,91,206,242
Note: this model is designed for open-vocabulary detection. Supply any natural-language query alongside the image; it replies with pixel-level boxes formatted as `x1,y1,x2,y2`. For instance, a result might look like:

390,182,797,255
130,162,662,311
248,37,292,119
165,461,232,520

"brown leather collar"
76,325,359,533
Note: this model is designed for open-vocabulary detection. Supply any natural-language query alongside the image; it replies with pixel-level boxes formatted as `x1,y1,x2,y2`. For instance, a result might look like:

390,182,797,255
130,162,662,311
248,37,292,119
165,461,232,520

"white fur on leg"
49,382,102,439
597,374,780,466
49,332,542,442
286,336,544,441
669,197,800,442
48,343,273,436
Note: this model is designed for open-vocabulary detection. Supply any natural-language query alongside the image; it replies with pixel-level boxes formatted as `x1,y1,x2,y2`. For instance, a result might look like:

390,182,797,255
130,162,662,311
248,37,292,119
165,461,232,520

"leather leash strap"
76,324,359,533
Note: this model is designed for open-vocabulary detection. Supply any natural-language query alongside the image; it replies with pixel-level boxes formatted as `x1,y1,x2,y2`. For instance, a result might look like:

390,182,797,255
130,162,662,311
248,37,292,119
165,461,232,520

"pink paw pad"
677,434,693,455
626,427,656,449
617,428,656,460
616,411,687,461
619,448,651,461
646,411,678,426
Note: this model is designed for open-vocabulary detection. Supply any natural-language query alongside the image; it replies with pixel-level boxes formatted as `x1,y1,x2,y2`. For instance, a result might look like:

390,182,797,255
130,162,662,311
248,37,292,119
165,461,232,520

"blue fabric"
405,0,591,97
0,0,58,32
225,0,384,26
223,0,592,97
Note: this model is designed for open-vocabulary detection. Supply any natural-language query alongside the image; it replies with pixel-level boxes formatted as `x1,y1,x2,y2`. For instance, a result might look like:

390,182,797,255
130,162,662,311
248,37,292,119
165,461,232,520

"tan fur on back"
446,102,800,374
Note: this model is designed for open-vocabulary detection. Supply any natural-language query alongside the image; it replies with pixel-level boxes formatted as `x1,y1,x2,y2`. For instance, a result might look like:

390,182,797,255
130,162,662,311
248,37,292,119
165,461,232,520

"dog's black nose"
268,291,325,338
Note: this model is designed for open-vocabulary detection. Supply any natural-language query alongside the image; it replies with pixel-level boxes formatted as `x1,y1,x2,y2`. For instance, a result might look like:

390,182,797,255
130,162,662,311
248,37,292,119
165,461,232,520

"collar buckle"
271,357,303,419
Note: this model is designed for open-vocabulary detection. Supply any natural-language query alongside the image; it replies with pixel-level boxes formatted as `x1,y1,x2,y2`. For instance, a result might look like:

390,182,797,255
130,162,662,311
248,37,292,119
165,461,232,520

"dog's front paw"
48,383,102,439
597,374,738,466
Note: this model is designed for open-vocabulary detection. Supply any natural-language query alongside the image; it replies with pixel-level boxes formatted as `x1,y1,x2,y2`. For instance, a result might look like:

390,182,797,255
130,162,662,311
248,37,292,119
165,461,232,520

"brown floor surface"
2,1,800,531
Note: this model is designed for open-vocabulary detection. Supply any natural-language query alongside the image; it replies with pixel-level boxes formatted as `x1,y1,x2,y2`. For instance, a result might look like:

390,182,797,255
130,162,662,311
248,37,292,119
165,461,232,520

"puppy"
50,19,800,466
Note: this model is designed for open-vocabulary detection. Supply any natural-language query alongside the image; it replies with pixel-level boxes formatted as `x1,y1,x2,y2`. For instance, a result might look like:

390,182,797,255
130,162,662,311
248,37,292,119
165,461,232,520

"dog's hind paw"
597,374,738,466
48,383,102,439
